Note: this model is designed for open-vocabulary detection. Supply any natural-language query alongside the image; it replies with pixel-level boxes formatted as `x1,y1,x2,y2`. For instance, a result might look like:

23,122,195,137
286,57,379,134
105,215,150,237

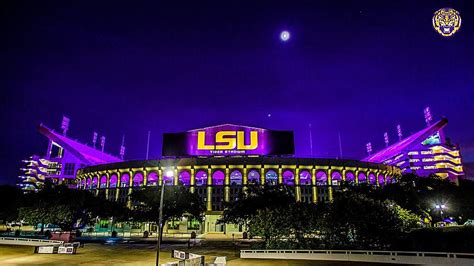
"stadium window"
64,163,75,175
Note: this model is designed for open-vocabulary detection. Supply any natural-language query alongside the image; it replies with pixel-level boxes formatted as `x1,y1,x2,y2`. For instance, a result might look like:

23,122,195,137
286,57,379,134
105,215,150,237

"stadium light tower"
61,116,70,136
92,132,98,149
100,136,106,152
366,142,373,155
397,124,402,141
424,107,432,126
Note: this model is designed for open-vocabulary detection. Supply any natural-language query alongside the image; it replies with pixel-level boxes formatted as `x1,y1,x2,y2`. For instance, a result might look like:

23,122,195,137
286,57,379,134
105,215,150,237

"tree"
219,185,294,228
129,185,204,238
0,185,24,225
321,191,420,249
19,182,126,232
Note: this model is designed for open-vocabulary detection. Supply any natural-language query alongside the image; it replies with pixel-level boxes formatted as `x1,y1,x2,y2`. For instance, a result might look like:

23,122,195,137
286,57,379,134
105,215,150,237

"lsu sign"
197,130,258,151
162,124,294,157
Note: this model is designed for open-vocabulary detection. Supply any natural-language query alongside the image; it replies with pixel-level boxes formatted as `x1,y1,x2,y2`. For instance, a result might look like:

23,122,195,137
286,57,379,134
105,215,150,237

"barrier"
240,250,474,265
0,237,64,246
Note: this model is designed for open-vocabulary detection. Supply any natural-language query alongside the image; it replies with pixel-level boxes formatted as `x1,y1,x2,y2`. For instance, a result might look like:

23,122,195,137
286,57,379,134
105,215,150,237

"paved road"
0,243,394,265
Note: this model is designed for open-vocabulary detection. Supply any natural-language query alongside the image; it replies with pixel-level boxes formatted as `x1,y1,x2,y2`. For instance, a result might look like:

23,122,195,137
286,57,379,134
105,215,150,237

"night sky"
1,1,473,185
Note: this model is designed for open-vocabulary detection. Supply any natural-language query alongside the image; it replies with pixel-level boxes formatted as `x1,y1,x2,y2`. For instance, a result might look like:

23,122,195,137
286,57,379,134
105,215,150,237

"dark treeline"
2,175,474,252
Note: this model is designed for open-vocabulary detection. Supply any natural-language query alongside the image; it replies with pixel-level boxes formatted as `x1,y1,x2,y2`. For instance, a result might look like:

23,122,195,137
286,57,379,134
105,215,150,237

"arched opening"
230,170,242,185
265,170,278,185
195,170,207,186
299,170,312,185
120,173,130,187
100,175,107,188
86,178,91,189
163,171,174,185
368,173,376,185
378,174,385,186
282,170,295,185
109,174,118,188
212,170,225,185
316,171,327,186
386,176,392,184
358,172,367,183
345,171,355,183
247,169,260,184
331,171,342,185
179,170,191,186
92,176,98,189
147,172,158,186
133,172,144,187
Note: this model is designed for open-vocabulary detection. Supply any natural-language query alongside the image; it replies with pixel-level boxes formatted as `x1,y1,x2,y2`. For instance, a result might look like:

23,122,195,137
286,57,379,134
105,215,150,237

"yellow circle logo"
432,8,462,37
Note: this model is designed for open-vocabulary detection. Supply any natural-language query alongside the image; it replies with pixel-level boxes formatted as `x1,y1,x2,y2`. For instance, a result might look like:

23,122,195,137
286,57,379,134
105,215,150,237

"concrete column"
260,167,265,185
127,171,133,208
190,168,195,193
312,168,318,204
355,170,360,184
278,168,283,185
143,170,148,186
295,168,301,202
158,169,163,186
174,169,178,186
242,168,248,185
224,168,230,202
327,169,333,202
115,173,121,202
105,173,110,200
207,168,212,211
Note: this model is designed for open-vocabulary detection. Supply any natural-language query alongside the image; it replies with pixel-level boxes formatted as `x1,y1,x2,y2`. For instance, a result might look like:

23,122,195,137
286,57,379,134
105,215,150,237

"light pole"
435,204,447,221
156,170,173,266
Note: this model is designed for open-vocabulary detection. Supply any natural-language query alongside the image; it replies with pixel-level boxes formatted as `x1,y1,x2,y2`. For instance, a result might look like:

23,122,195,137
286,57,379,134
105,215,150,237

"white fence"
240,249,474,265
0,237,64,246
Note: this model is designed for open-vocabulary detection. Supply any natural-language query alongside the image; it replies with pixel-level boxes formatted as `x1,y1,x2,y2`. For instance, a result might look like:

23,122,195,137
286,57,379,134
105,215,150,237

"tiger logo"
432,8,462,37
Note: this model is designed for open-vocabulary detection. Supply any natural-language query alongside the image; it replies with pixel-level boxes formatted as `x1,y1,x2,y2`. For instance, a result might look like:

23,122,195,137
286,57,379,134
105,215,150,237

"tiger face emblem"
432,8,461,37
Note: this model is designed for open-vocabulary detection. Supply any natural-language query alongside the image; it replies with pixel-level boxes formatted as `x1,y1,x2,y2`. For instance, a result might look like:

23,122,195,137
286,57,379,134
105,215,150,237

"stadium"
73,124,399,235
20,118,464,235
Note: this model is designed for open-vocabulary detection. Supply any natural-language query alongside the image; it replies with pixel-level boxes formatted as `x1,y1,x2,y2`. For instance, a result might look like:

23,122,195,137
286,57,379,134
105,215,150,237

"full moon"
280,31,290,41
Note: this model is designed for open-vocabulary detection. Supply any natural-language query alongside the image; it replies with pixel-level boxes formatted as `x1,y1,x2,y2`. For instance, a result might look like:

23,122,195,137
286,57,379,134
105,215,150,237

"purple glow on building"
331,171,342,183
299,170,311,185
316,171,327,185
248,170,260,184
133,172,144,187
364,119,464,182
230,170,243,185
282,170,295,185
368,173,376,185
100,175,107,188
212,170,225,185
358,172,367,183
121,173,130,187
195,170,207,186
346,171,355,182
147,172,158,185
179,170,191,186
110,174,118,188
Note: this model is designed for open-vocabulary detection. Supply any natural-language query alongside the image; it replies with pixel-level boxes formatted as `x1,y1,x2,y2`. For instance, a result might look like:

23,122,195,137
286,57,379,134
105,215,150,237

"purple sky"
1,1,474,184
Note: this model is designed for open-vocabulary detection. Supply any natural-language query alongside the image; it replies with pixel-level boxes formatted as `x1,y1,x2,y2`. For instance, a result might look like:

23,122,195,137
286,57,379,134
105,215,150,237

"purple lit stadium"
19,116,464,234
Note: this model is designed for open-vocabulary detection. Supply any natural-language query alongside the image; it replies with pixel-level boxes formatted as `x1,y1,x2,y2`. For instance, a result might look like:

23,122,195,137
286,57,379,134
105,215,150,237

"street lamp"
156,169,173,266
435,204,447,220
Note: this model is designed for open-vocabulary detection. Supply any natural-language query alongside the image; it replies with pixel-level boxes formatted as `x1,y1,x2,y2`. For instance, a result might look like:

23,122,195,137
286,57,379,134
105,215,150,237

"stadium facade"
363,118,464,183
18,117,464,235
75,124,399,234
